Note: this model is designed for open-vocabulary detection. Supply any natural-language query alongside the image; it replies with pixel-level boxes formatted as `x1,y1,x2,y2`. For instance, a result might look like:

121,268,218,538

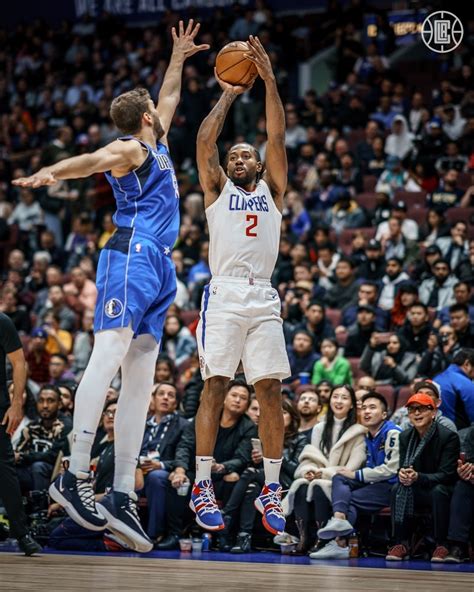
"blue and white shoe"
96,491,153,553
254,483,285,535
49,470,106,531
189,480,224,531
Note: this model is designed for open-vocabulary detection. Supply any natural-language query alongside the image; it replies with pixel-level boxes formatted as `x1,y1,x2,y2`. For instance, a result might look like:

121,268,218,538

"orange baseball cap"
405,393,435,409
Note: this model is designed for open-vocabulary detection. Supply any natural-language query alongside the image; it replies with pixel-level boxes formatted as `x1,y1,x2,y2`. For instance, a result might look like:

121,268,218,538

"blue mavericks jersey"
104,137,180,249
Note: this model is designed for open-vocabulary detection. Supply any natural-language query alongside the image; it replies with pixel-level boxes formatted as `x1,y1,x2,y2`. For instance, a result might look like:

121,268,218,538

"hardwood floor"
0,553,473,592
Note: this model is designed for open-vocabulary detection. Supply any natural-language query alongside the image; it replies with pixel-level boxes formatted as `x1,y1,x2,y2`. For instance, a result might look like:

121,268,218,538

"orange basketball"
215,41,258,87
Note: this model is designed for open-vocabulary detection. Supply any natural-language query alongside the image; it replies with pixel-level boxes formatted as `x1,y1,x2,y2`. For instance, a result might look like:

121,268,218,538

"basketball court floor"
0,548,473,591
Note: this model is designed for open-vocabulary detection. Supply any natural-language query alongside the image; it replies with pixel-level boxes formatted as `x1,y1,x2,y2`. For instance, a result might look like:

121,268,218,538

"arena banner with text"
5,0,324,25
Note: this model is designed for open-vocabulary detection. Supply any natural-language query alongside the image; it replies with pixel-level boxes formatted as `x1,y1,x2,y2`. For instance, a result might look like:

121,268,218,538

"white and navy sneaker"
49,470,107,531
96,491,153,553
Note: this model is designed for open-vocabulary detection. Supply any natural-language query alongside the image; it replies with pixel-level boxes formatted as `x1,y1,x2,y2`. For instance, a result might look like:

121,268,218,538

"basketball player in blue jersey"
13,21,209,553
191,36,290,536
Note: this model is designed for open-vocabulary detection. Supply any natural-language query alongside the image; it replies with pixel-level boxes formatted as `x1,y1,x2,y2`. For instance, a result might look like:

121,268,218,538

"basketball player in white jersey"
190,35,290,535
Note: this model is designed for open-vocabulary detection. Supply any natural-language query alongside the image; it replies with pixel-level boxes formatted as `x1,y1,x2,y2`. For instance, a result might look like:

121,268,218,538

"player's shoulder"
108,138,145,157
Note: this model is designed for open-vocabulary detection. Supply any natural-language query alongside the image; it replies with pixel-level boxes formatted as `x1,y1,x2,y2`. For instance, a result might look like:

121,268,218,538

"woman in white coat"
283,384,366,553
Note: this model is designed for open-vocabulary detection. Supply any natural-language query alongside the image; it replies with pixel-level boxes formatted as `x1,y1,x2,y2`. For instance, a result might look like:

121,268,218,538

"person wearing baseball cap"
375,199,419,243
386,389,460,562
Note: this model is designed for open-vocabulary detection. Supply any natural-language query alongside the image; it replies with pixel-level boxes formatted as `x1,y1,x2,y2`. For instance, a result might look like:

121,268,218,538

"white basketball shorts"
196,277,290,385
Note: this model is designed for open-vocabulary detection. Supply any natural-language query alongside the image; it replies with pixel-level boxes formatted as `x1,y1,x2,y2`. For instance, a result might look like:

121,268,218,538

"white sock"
263,457,282,485
195,456,213,482
113,335,159,494
69,327,134,475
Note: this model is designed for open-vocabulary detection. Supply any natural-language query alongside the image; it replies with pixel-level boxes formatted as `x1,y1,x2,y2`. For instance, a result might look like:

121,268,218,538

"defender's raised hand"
13,170,56,188
244,35,274,82
171,20,210,59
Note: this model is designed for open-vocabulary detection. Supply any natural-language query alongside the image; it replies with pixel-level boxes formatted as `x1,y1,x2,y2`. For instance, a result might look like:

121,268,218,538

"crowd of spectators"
0,2,473,563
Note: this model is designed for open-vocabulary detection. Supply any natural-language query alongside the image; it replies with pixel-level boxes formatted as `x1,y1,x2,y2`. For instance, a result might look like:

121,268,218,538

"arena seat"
355,192,378,210
181,309,200,327
445,207,474,224
363,175,378,192
396,386,412,409
394,191,426,208
407,207,427,225
374,384,395,412
457,171,473,191
325,308,341,328
348,357,365,380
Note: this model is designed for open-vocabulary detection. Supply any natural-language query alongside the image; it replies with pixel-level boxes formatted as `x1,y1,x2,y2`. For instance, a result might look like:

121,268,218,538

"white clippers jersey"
206,178,282,279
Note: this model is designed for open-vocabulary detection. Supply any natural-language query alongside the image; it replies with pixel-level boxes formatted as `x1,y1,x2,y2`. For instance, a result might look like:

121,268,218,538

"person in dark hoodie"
397,302,433,356
285,330,320,386
360,333,417,386
289,299,335,351
344,304,377,358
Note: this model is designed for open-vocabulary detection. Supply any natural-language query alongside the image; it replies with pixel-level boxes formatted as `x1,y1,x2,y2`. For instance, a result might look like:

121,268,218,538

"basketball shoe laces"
77,477,96,512
196,481,219,516
120,494,139,518
261,486,283,519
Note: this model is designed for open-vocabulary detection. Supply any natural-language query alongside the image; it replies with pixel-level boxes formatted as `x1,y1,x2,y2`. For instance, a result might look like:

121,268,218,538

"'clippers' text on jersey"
206,179,281,279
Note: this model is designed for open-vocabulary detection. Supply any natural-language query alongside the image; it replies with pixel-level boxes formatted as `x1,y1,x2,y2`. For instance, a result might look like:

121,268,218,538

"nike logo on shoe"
59,477,65,493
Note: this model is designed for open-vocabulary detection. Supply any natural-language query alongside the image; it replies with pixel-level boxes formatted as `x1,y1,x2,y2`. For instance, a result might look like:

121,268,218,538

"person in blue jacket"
435,349,474,429
309,391,401,559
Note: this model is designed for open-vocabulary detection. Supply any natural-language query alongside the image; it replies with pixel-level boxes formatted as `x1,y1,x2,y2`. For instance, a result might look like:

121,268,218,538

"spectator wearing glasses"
386,393,459,562
391,380,457,433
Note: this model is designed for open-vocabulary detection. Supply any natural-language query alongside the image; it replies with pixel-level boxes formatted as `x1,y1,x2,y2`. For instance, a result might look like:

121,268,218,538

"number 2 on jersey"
245,214,258,237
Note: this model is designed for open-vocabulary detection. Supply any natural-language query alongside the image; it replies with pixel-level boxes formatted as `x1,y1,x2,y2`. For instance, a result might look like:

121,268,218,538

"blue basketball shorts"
94,227,177,344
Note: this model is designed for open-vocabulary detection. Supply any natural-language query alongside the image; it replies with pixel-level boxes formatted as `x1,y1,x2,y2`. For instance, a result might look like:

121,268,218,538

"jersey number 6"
245,214,258,237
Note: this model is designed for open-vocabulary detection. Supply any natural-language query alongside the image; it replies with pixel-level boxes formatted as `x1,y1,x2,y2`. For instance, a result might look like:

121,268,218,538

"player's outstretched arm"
245,35,287,210
196,73,248,206
157,20,210,141
12,140,144,188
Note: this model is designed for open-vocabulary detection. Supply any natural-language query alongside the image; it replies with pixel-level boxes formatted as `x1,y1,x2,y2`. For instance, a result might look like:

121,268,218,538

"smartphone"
251,438,263,454
139,456,148,465
460,452,466,463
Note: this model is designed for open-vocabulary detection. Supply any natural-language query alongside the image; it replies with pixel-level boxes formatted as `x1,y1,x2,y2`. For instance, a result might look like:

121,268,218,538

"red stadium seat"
339,227,376,255
348,357,366,380
396,386,412,409
457,171,473,191
394,191,427,208
325,308,342,328
181,309,200,327
374,384,395,411
407,207,427,225
356,192,378,210
363,175,378,192
445,207,474,224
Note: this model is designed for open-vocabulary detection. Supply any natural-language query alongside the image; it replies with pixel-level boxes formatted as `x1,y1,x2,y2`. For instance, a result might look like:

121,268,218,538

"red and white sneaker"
386,544,409,561
431,545,449,563
189,480,224,531
254,483,286,535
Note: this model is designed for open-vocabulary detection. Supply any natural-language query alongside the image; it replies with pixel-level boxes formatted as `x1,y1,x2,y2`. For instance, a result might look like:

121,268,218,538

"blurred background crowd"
0,0,473,561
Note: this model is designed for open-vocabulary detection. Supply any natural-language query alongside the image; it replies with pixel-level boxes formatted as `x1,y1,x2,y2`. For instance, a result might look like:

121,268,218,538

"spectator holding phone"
418,326,461,378
221,399,306,553
360,333,417,386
